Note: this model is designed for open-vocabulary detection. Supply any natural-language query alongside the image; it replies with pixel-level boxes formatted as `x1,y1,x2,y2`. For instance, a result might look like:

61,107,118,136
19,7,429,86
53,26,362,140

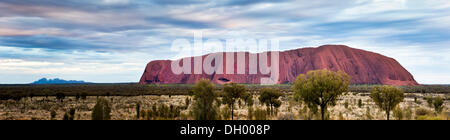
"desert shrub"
168,105,180,119
222,83,246,120
293,69,350,120
365,107,373,120
393,107,404,120
247,107,254,120
344,100,349,109
68,108,75,120
63,112,69,120
50,110,57,120
415,108,431,117
358,99,363,108
338,112,345,120
259,88,282,116
432,97,444,114
91,98,111,120
404,108,412,120
425,96,433,108
183,97,191,110
277,113,295,120
370,85,404,120
254,107,267,120
414,96,421,104
145,104,181,120
80,92,87,100
151,104,157,117
56,92,65,102
144,110,151,120
75,93,80,100
136,102,141,119
416,115,442,120
191,79,219,120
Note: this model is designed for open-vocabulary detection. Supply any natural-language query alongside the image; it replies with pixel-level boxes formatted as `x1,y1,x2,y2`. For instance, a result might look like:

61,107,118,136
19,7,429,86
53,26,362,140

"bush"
56,92,65,102
344,100,349,109
277,113,295,120
358,99,363,108
69,108,76,120
254,108,267,120
425,96,433,108
404,108,412,120
50,110,57,120
63,112,69,120
365,107,373,120
432,97,444,114
247,107,254,120
143,104,181,120
414,96,421,104
415,108,431,117
80,92,87,100
136,102,141,119
91,98,111,120
62,108,75,120
184,97,191,110
416,115,443,120
393,107,404,120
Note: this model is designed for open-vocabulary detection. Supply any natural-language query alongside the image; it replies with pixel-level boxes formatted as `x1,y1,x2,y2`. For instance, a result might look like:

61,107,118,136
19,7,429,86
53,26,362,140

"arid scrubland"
0,92,448,120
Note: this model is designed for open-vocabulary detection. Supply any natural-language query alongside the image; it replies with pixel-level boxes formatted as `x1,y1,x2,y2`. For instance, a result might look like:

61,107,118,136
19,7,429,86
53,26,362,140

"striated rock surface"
139,45,418,86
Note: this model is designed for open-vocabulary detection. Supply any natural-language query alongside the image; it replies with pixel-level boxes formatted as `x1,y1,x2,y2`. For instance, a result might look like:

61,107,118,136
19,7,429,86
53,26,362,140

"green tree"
222,83,246,120
192,79,219,120
293,69,350,120
91,98,111,120
258,88,282,116
370,85,404,120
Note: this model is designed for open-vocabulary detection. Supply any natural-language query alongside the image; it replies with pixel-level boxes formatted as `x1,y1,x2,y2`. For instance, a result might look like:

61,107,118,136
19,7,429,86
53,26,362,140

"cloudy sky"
0,0,449,84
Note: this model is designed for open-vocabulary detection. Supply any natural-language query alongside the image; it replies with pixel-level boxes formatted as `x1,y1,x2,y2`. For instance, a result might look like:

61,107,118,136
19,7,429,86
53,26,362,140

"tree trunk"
320,105,325,120
386,110,390,120
270,105,273,116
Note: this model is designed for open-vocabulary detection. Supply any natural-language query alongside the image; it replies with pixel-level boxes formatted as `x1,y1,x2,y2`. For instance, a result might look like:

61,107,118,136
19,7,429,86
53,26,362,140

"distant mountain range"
32,78,90,84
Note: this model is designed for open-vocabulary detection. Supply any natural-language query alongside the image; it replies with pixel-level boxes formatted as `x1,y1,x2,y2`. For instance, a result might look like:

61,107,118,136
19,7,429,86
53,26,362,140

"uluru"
139,45,418,86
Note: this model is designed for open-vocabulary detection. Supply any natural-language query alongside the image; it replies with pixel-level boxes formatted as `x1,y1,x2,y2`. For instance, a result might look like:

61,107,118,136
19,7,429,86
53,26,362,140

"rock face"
139,45,418,86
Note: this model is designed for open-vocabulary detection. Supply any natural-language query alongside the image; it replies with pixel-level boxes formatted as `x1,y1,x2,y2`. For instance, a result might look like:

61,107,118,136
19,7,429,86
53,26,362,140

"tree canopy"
370,85,404,120
293,69,351,120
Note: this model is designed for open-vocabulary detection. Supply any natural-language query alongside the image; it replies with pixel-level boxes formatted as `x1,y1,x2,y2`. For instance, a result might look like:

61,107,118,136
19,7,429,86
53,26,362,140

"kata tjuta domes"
139,45,418,86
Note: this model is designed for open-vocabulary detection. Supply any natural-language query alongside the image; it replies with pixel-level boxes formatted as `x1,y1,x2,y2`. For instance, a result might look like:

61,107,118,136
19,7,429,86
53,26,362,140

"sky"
0,0,449,84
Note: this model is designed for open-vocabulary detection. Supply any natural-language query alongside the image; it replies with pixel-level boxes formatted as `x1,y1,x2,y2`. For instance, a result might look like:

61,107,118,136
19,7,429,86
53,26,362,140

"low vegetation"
0,73,448,120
